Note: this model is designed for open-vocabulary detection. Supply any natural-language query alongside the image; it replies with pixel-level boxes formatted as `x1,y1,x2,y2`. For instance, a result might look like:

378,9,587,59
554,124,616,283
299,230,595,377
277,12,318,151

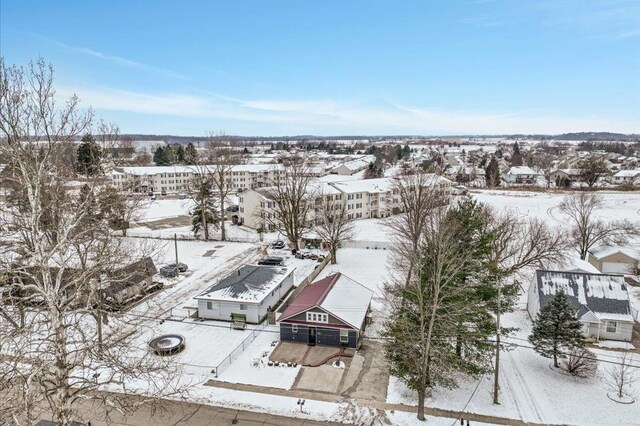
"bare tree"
312,191,356,263
579,155,609,188
562,347,598,378
604,353,638,400
260,155,313,249
205,132,243,241
386,173,450,286
0,58,185,425
559,192,638,260
485,211,567,404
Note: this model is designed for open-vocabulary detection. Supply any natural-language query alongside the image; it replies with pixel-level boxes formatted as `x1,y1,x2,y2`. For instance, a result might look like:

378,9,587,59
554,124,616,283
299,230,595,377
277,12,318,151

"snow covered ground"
471,189,640,223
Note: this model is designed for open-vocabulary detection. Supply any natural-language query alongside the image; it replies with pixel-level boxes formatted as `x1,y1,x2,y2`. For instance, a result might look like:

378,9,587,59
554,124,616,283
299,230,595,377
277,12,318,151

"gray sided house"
196,264,294,324
527,270,635,342
277,273,373,349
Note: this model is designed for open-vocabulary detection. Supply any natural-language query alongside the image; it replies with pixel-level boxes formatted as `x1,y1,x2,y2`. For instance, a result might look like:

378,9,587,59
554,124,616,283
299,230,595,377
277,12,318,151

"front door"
308,327,316,346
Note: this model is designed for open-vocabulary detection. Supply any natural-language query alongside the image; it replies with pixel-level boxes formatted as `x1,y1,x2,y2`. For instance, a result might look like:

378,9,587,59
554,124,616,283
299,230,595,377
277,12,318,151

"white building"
611,169,640,186
195,264,295,324
108,165,285,194
331,156,375,175
527,270,634,342
588,246,640,275
503,166,539,184
237,174,453,230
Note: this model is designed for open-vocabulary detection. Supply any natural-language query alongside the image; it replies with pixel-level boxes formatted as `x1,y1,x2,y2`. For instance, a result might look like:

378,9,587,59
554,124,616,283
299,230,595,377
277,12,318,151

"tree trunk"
553,351,558,368
220,202,226,241
203,196,209,240
331,246,337,264
417,388,426,421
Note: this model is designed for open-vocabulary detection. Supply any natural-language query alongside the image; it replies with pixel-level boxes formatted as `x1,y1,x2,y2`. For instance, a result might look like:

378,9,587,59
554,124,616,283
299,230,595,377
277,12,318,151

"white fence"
211,321,269,378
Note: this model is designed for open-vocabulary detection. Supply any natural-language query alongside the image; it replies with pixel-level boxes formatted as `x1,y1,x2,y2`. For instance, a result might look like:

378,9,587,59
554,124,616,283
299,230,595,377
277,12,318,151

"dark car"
257,257,284,266
226,205,239,212
271,240,286,249
159,262,188,277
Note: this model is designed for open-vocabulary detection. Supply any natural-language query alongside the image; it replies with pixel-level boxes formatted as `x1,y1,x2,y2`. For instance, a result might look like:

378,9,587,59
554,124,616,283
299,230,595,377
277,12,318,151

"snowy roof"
534,270,633,322
329,177,395,194
564,258,601,274
589,246,640,261
196,264,294,303
506,166,538,175
613,169,640,177
332,156,374,172
115,164,282,175
279,273,373,330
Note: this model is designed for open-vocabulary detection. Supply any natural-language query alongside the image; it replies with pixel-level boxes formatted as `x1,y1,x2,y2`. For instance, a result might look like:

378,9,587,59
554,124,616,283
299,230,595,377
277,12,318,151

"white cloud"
50,39,186,80
58,85,640,135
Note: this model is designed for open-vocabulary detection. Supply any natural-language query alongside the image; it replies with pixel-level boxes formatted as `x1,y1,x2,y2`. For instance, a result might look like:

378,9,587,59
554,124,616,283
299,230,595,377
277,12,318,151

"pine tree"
174,144,185,163
184,142,198,165
485,157,500,187
153,146,171,166
76,133,102,176
511,142,523,166
529,291,584,368
190,180,219,239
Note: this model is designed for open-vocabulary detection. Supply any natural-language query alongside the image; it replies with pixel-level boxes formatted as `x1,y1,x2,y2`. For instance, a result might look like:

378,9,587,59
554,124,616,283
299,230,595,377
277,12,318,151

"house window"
306,312,328,323
292,324,298,333
206,301,212,310
240,304,247,311
340,329,349,343
606,321,618,333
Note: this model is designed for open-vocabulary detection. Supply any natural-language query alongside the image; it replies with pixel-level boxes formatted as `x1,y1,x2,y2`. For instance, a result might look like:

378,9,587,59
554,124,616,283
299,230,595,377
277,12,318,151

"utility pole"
174,233,179,278
493,279,501,405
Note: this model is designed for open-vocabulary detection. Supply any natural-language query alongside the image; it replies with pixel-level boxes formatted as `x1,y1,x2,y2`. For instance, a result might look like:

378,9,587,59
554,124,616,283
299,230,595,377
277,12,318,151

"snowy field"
471,189,640,223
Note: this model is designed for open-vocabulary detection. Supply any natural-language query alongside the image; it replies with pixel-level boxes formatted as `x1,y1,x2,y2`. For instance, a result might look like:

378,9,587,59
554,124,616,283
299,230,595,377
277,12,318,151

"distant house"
527,270,635,342
503,166,539,184
196,264,294,324
588,247,640,275
331,156,375,175
278,273,373,349
102,257,158,305
549,169,582,187
611,169,640,186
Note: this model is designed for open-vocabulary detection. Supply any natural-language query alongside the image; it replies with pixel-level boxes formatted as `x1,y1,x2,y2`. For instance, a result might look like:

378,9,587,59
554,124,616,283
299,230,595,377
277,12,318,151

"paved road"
7,391,340,426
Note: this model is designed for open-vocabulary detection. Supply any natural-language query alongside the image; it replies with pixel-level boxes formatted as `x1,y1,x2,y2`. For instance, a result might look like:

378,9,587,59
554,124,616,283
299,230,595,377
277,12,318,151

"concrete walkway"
203,379,555,426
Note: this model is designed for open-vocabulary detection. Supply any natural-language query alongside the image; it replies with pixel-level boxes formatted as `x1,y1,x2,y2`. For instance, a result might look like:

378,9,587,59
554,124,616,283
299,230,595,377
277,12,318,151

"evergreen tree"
153,146,171,166
190,180,219,239
363,161,384,179
191,201,219,239
184,142,198,165
173,144,185,163
485,157,500,187
511,142,523,166
529,291,584,368
76,133,102,176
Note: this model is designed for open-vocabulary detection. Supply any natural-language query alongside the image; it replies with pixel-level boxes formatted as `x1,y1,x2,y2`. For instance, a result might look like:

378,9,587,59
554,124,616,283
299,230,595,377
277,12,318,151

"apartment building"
238,174,452,230
108,164,285,194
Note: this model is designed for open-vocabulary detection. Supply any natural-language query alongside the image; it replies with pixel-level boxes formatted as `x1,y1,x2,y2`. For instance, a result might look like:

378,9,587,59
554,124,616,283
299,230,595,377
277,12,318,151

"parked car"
159,262,188,277
257,256,284,266
226,205,239,212
271,240,286,249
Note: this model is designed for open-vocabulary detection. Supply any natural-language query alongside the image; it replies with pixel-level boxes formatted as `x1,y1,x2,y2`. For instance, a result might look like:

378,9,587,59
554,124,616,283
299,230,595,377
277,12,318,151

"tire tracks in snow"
502,349,545,424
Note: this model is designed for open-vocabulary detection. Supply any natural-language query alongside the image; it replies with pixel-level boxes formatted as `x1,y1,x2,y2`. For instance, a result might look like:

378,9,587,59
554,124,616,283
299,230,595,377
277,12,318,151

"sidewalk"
203,379,554,426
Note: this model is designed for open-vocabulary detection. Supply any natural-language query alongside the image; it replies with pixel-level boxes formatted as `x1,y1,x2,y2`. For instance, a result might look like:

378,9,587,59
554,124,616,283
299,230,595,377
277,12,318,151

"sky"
1,0,639,136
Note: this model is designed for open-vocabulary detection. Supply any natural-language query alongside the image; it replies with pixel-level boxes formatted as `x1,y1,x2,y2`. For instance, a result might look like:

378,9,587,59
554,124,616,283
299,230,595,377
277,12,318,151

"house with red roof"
277,273,373,349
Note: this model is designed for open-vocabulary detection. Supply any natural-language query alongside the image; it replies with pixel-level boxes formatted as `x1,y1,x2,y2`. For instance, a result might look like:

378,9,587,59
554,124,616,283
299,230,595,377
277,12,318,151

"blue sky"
1,0,639,136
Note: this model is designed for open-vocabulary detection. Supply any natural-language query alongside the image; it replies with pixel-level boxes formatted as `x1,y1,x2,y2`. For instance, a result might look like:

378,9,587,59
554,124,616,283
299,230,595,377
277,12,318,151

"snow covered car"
271,240,286,249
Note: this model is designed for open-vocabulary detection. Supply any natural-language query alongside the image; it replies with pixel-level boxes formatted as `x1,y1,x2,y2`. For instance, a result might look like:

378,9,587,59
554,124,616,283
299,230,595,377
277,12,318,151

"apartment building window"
348,194,354,200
